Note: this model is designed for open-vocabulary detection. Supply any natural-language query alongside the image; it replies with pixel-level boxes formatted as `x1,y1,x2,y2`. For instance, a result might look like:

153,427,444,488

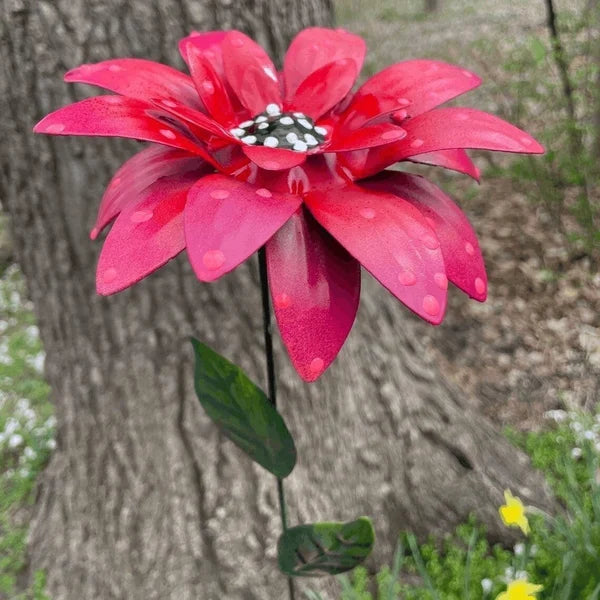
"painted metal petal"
64,59,201,108
283,27,366,97
399,108,545,157
305,183,447,324
221,31,281,115
340,107,544,178
242,145,307,171
150,97,232,140
178,31,228,72
287,59,357,121
184,174,301,282
363,171,487,301
96,173,197,295
266,208,360,382
340,60,481,128
183,43,236,126
327,123,407,152
407,149,480,181
92,146,210,239
33,96,207,157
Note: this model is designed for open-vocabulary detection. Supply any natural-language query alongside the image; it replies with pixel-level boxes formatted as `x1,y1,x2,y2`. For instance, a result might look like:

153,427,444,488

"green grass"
0,264,53,599
304,408,600,599
471,14,600,257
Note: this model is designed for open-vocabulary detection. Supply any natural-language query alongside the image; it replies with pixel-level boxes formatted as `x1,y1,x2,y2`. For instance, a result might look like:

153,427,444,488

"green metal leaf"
190,338,296,478
278,517,375,577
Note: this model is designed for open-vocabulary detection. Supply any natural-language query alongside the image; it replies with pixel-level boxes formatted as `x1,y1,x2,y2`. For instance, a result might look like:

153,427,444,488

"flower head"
34,28,543,382
496,579,543,600
499,489,530,535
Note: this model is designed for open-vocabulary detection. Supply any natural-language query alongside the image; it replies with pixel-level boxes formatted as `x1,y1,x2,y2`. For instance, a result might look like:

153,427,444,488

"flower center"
230,104,327,152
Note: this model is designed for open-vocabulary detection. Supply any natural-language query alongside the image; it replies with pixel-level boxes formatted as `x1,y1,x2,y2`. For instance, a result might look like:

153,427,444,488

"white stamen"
241,135,257,144
264,136,279,147
239,120,254,128
257,122,269,130
293,140,308,152
304,133,318,146
314,126,328,136
293,112,305,118
266,103,281,116
230,128,245,137
286,132,299,144
255,115,268,123
298,118,313,130
279,116,294,125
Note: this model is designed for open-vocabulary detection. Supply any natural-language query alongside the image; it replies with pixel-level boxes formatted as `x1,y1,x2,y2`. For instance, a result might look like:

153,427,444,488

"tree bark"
0,1,554,599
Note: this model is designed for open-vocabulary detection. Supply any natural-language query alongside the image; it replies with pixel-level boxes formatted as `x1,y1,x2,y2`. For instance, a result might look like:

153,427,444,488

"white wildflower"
481,578,493,594
514,542,525,556
4,417,19,435
544,409,567,422
8,433,23,448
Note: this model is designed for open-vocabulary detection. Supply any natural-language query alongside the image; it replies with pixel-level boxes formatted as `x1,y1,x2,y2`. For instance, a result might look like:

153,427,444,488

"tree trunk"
0,1,554,599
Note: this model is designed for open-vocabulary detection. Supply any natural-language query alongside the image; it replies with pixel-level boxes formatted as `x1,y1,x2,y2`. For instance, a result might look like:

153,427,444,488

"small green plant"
0,264,54,598
304,408,600,600
523,410,600,599
469,5,600,257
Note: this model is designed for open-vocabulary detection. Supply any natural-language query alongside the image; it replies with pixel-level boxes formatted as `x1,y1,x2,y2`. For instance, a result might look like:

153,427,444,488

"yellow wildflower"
496,579,543,600
499,489,530,535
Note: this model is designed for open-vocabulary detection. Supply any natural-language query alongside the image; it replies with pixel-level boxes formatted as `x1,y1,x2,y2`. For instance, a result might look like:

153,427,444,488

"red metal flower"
34,28,543,381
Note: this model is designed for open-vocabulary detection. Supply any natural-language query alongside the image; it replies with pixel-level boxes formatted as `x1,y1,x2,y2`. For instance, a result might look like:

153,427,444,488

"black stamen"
231,110,326,152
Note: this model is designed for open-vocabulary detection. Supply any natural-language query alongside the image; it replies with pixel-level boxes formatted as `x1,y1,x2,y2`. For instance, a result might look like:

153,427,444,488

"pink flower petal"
179,31,248,115
179,31,228,68
248,155,352,195
242,145,307,171
96,173,197,295
221,31,281,115
339,60,481,128
286,59,357,120
93,146,211,239
149,97,232,140
182,43,236,126
363,171,487,301
33,96,208,157
184,175,301,281
340,107,544,178
399,108,545,157
64,59,201,108
327,123,407,152
304,183,447,324
283,27,366,97
407,149,480,181
267,208,360,382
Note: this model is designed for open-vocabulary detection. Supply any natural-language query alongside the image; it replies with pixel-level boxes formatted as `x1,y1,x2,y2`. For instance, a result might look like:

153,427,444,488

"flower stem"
258,246,296,600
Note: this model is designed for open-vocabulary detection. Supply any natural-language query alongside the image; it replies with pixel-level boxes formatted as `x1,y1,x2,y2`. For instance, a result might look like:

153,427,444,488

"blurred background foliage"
337,0,599,256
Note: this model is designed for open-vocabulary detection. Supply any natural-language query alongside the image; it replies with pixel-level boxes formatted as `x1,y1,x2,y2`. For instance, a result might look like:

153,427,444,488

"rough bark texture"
0,1,554,599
